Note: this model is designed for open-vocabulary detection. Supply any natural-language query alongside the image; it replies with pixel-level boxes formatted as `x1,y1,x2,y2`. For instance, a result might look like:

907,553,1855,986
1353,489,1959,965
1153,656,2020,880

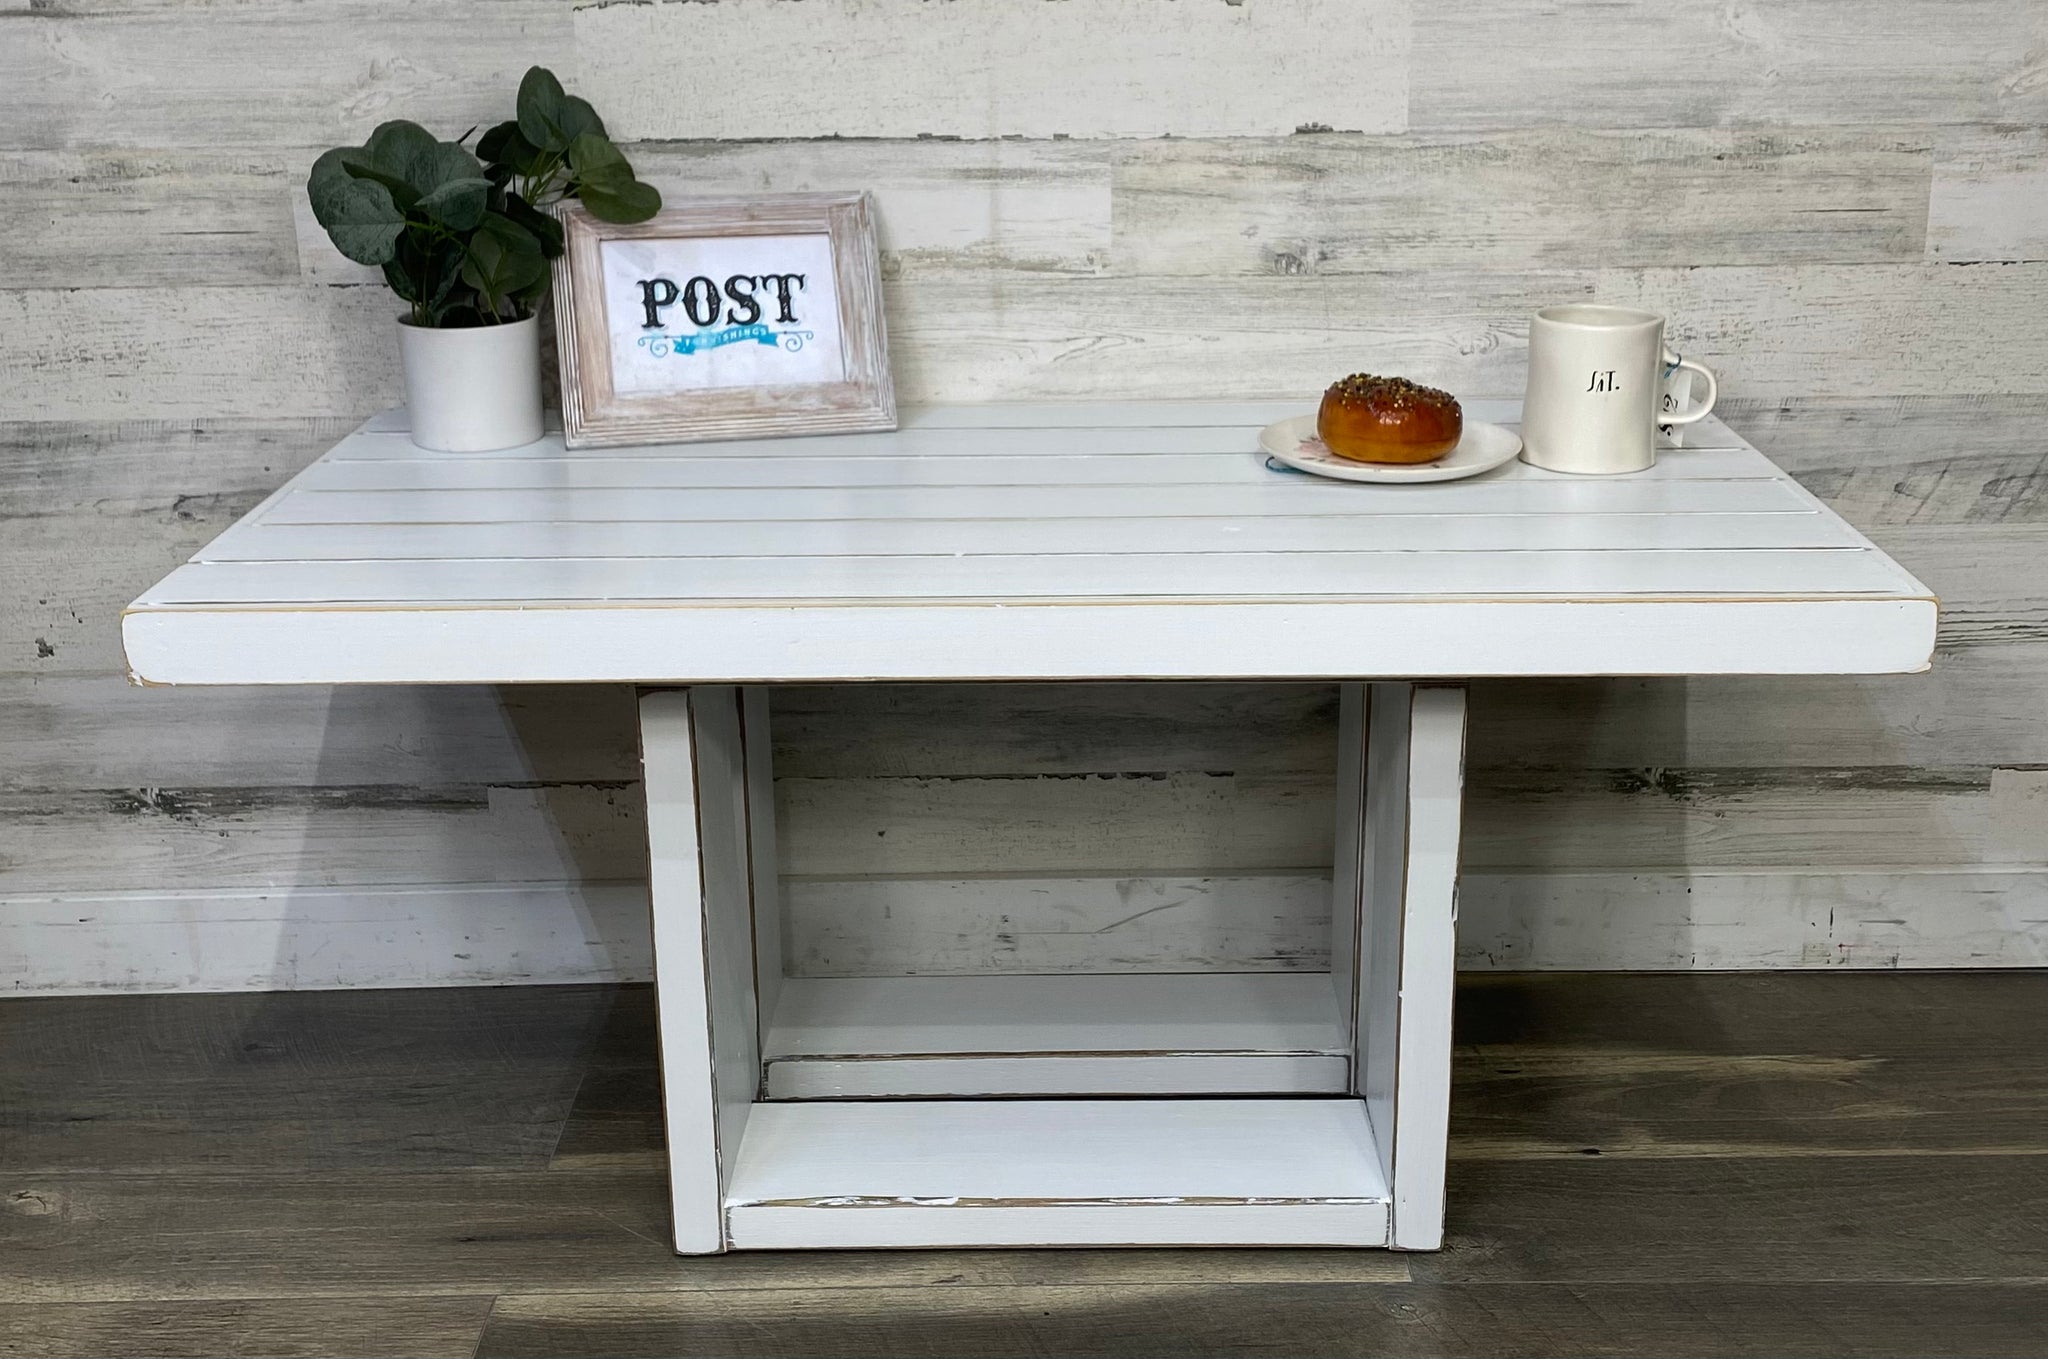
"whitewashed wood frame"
639,687,765,1253
640,677,1466,1252
1355,683,1467,1250
552,193,894,448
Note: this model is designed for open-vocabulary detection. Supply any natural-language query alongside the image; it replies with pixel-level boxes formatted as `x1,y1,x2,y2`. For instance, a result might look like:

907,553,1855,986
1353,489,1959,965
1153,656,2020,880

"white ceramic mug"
1520,305,1717,475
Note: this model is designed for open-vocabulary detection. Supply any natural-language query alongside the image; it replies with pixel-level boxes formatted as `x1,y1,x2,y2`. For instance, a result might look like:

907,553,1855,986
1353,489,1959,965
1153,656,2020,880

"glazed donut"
1316,374,1463,464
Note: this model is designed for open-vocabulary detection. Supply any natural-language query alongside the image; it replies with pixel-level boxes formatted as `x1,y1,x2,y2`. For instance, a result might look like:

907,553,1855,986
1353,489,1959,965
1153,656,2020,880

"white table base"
641,681,1465,1253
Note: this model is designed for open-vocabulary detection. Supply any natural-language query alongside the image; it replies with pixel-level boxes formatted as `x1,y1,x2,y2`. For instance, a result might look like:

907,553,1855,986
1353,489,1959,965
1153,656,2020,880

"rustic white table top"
123,400,1936,684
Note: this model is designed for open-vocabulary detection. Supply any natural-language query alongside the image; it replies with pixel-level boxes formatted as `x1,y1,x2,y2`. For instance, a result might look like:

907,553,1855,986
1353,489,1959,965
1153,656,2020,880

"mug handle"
1661,348,1718,426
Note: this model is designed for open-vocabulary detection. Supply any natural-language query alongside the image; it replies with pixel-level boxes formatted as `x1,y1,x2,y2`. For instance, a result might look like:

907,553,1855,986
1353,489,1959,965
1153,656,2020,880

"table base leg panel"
641,681,1466,1253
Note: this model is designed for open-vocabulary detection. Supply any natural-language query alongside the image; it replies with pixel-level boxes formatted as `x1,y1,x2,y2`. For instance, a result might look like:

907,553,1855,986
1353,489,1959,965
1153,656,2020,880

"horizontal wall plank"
775,662,2048,777
0,0,569,151
789,869,2048,975
0,676,637,790
10,870,2044,992
1929,125,2048,263
1469,648,2048,769
633,141,1111,278
1410,0,2048,130
776,772,1332,877
0,783,647,894
0,418,356,674
1867,524,2048,647
884,263,2048,401
1467,765,2044,872
1723,395,2048,526
6,510,249,674
770,684,1336,778
0,883,653,994
7,760,2035,903
1113,130,1931,275
18,126,1977,293
8,646,2045,802
1,286,397,422
30,126,1978,292
783,875,1333,976
17,265,2048,420
572,0,1409,141
0,150,299,286
1459,870,2048,970
1,418,348,516
777,767,2046,875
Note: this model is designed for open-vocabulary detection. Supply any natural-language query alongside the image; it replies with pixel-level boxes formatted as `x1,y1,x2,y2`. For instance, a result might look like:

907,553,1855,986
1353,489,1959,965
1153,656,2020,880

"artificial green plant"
307,66,660,328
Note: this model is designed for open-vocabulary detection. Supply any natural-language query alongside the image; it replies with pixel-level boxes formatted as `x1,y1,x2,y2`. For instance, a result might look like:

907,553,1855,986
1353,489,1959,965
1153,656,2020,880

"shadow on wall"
252,682,652,992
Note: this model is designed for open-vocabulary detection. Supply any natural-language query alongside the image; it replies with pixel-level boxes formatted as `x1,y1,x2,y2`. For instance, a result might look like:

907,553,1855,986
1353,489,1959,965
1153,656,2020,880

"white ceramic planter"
396,314,545,452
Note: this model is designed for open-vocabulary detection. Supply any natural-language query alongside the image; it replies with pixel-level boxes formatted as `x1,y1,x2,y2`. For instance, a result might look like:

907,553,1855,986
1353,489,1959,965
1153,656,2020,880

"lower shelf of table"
722,1098,1391,1249
761,972,1352,1098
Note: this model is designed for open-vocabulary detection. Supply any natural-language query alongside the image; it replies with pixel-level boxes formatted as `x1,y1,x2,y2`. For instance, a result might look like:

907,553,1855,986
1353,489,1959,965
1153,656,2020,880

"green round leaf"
336,154,421,212
461,210,550,311
478,119,545,175
567,131,632,184
577,177,661,224
500,192,566,258
416,176,492,232
557,95,607,144
307,150,405,264
415,140,486,194
516,66,571,151
517,66,609,154
360,120,440,182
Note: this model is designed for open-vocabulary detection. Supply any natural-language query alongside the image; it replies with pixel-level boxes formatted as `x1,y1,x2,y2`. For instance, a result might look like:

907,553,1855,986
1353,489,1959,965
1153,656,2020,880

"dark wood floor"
4,973,2046,1358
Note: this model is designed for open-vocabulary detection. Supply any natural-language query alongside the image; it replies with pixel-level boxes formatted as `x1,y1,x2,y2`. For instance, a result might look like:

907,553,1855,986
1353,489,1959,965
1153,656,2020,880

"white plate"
1258,415,1522,483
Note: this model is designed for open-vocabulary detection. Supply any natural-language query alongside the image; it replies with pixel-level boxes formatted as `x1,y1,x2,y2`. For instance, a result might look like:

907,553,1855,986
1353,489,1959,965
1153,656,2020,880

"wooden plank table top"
121,400,1936,685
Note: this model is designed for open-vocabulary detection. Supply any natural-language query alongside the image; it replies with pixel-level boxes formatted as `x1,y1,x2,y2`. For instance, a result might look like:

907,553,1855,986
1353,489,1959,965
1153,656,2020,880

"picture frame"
551,191,895,448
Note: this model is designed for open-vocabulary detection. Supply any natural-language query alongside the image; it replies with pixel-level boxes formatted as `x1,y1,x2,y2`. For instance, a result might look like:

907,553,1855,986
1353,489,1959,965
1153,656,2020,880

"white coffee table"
124,400,1935,1254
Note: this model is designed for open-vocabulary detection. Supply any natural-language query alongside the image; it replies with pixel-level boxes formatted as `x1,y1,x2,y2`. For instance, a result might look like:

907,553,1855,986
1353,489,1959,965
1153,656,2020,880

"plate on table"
1258,415,1521,483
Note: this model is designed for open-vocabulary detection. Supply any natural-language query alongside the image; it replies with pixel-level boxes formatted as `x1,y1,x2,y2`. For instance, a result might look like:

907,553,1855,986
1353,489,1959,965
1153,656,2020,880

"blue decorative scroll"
637,326,818,358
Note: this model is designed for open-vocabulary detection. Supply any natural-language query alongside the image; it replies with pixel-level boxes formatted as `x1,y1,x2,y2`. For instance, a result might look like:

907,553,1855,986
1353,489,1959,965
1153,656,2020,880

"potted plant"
307,67,661,451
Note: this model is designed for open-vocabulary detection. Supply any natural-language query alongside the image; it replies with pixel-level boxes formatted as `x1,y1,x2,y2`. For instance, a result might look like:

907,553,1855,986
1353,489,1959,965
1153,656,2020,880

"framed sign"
552,191,894,447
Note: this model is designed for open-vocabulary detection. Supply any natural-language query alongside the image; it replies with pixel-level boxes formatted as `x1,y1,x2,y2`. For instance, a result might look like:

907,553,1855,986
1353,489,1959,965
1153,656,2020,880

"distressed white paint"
121,404,1934,686
742,690,783,1036
760,973,1350,1098
574,0,1409,141
1358,684,1465,1250
640,688,759,1253
722,1100,1391,1249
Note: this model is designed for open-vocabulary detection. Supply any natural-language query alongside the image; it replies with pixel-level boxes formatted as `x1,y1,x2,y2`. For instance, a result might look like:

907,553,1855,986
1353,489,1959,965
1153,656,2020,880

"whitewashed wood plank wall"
5,0,2046,990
